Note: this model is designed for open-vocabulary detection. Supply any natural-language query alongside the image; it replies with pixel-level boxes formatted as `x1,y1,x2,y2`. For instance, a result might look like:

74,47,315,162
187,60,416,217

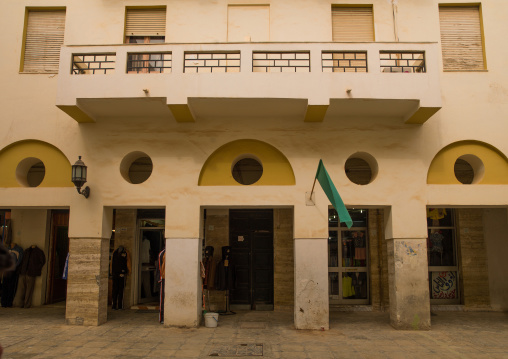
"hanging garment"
342,275,355,298
62,253,69,280
111,247,130,310
158,249,166,323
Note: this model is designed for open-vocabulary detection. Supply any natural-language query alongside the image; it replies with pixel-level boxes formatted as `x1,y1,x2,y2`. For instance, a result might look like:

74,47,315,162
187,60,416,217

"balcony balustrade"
57,42,441,124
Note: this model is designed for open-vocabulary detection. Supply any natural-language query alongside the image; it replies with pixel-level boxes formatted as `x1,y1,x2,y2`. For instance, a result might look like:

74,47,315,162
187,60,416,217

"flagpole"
310,177,317,197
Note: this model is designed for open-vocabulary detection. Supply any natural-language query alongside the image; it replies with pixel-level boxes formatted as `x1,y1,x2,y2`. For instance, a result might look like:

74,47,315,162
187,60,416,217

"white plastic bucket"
204,312,219,328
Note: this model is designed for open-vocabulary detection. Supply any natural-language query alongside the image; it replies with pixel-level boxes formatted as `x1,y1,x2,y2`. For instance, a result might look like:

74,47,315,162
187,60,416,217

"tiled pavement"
1,305,507,358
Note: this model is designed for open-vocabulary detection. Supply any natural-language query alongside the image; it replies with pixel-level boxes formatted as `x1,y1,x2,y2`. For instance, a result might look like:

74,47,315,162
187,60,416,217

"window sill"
443,69,488,73
19,71,59,75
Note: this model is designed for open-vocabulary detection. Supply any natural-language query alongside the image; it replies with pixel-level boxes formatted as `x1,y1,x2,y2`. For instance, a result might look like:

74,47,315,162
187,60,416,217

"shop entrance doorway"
229,209,274,310
138,225,165,304
47,210,69,304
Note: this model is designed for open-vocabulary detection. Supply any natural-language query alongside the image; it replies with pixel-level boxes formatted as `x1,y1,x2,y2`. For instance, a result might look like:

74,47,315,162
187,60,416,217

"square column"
66,203,112,326
294,199,329,330
66,237,110,326
385,205,430,330
164,237,202,327
294,238,329,330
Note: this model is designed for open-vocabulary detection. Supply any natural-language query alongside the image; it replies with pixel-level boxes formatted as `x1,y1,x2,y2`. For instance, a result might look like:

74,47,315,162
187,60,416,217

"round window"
120,152,153,184
345,152,378,185
454,155,484,184
16,157,45,187
232,158,263,185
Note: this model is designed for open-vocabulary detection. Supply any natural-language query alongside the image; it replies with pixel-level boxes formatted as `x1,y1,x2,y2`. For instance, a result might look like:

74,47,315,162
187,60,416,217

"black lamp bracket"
77,186,90,198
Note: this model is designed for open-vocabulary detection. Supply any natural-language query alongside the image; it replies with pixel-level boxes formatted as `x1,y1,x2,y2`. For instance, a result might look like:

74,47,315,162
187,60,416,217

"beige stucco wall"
1,0,508,324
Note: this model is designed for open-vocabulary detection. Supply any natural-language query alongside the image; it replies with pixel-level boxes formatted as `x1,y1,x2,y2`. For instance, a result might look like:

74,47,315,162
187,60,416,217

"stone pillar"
385,204,430,330
163,203,202,327
66,202,112,326
294,199,329,330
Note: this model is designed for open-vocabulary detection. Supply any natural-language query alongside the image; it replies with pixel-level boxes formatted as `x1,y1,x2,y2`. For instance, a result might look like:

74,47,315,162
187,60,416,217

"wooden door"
48,211,69,304
230,209,273,309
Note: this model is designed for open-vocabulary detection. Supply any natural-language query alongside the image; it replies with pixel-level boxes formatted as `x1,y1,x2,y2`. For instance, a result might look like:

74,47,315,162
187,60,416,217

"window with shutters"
21,9,66,73
125,8,166,74
439,5,486,71
125,7,166,44
331,6,374,42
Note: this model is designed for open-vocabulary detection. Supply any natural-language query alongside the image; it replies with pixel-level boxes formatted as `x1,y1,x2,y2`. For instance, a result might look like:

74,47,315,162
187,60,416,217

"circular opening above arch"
16,157,45,187
231,156,263,185
345,152,378,185
454,154,484,184
120,152,153,184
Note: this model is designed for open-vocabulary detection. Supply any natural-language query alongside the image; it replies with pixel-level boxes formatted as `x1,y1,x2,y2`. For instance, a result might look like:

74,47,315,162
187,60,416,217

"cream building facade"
0,0,507,330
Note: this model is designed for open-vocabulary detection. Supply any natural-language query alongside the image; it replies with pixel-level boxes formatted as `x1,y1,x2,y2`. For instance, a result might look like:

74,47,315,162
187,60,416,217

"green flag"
315,159,353,229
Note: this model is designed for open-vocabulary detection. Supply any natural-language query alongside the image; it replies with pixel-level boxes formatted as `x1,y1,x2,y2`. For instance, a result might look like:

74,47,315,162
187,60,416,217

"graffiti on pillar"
431,271,457,299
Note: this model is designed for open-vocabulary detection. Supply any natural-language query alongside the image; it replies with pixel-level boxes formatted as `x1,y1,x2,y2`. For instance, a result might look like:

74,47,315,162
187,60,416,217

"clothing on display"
157,249,165,323
203,246,216,290
1,243,23,308
141,238,151,264
215,247,235,291
111,246,130,310
16,245,46,308
342,272,367,299
342,231,367,267
427,208,447,220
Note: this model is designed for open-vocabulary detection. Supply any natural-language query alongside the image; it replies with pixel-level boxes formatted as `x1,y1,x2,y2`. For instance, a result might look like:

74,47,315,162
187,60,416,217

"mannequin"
17,245,46,308
156,248,165,323
1,243,23,307
111,246,130,310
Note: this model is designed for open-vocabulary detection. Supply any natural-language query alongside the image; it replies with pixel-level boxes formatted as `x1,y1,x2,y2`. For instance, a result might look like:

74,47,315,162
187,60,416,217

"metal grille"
252,52,310,72
184,52,240,73
127,53,172,73
71,54,116,75
322,52,367,72
380,51,426,73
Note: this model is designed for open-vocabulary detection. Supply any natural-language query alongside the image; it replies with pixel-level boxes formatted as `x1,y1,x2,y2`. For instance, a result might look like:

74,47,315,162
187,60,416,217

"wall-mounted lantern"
71,156,90,198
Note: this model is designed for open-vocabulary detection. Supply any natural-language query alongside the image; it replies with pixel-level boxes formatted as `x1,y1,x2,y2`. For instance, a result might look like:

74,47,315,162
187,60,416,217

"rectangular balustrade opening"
322,51,368,72
184,52,241,73
127,53,172,73
252,52,310,72
380,51,426,73
71,54,116,75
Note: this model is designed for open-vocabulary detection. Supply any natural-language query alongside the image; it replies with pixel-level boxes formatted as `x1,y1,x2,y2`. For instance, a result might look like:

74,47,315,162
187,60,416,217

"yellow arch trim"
199,139,296,186
0,140,73,187
427,140,508,184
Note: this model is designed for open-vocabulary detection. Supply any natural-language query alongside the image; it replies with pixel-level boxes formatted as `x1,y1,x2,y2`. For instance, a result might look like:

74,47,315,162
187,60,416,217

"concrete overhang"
56,42,442,124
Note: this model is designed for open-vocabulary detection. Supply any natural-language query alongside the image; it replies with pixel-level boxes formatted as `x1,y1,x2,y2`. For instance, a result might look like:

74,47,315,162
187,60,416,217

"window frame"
19,7,66,74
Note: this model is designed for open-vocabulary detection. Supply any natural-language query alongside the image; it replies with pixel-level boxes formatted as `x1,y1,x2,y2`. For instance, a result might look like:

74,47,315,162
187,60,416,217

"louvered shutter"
125,8,166,37
332,7,374,42
439,6,485,71
23,10,66,73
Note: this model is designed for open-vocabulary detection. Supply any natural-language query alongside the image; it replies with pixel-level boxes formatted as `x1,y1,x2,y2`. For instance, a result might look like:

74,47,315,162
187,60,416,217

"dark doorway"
229,209,274,310
47,210,69,304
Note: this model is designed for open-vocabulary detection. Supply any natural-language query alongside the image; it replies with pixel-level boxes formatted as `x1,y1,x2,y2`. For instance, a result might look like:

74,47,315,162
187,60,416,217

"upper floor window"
125,7,166,44
332,6,374,42
439,5,486,71
21,9,66,73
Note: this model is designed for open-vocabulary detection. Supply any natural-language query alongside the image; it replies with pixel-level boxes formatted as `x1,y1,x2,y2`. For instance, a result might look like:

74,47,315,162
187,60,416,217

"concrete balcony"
56,42,442,124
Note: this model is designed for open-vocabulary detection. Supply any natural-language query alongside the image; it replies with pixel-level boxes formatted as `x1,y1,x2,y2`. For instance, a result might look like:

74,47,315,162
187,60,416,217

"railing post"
171,47,185,75
114,47,127,77
241,46,252,73
367,45,380,73
310,46,322,73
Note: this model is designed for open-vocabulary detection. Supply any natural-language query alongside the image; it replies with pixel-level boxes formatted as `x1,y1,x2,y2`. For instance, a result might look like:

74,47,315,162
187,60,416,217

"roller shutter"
125,8,166,37
439,6,485,71
23,10,66,73
332,7,374,42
